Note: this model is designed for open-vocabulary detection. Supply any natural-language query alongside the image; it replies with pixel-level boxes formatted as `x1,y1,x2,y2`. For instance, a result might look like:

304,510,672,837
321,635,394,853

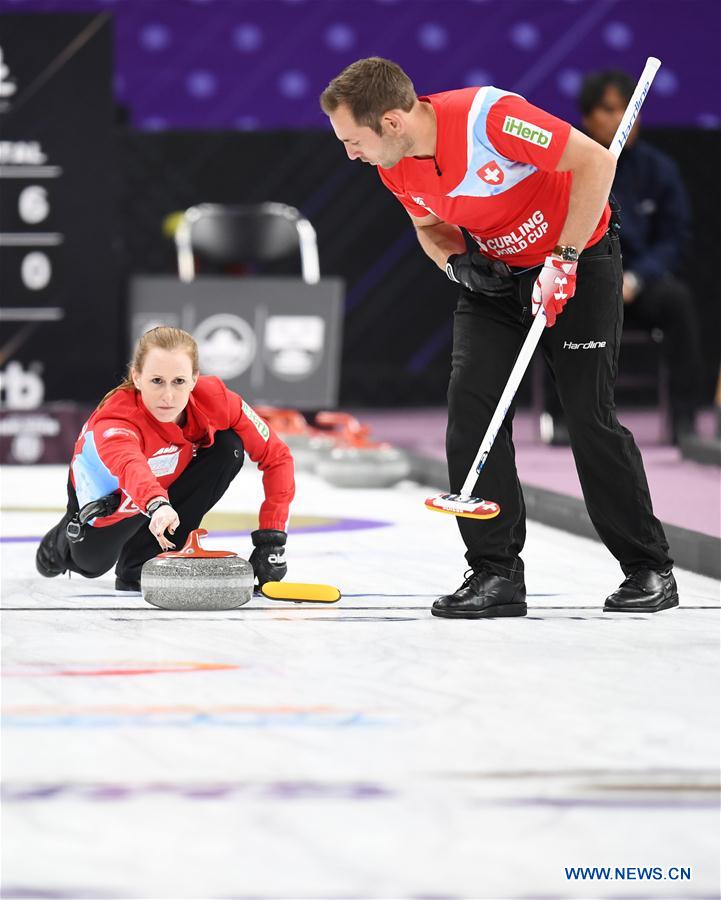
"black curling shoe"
36,516,71,578
604,568,679,613
115,577,142,593
432,569,527,619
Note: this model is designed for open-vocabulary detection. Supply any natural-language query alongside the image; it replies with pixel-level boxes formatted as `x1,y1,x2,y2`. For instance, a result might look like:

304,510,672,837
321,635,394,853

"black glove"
445,251,514,297
250,529,287,586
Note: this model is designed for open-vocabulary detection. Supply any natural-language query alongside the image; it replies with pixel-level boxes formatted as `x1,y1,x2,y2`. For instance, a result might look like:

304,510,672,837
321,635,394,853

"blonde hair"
320,57,416,136
99,326,199,407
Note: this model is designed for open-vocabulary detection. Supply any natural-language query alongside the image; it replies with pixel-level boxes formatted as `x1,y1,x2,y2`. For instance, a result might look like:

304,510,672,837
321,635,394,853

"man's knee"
560,379,614,431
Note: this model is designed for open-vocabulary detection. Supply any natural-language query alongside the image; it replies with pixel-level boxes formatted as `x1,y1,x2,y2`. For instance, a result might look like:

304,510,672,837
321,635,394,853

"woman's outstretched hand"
149,502,180,551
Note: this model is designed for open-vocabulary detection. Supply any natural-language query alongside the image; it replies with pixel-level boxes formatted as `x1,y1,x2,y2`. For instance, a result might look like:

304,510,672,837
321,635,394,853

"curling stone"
316,444,411,488
141,528,253,610
311,411,365,471
313,412,411,488
254,407,334,472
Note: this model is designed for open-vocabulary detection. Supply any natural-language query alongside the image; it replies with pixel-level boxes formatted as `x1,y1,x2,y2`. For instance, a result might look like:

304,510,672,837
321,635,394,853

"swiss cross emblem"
478,161,504,185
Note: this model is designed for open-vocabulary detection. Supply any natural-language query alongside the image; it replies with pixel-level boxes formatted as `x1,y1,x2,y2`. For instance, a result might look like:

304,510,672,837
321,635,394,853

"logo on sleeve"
242,399,269,441
502,116,552,148
148,444,180,476
102,427,137,440
477,160,504,185
411,195,440,218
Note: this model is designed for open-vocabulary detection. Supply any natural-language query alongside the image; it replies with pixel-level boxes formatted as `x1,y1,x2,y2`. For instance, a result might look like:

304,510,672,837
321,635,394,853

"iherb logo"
503,116,552,148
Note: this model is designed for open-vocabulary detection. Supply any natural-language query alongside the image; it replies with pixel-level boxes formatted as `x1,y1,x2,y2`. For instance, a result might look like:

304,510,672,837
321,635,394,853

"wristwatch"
552,244,579,262
146,498,170,517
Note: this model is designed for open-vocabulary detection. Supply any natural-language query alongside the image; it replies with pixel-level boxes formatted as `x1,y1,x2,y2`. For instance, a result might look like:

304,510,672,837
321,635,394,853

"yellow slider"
261,582,341,603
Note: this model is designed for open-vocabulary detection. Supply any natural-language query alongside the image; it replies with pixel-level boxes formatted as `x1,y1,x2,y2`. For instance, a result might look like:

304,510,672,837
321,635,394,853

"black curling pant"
66,430,244,582
446,233,672,580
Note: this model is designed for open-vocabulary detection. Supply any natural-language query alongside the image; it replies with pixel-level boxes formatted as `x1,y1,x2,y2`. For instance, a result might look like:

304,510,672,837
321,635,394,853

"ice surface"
2,464,719,898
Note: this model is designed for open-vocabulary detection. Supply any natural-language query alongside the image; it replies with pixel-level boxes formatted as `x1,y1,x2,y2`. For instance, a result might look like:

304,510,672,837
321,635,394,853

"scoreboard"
0,13,119,413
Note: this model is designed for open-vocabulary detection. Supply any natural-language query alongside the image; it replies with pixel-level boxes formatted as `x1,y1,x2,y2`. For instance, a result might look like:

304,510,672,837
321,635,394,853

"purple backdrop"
3,0,720,131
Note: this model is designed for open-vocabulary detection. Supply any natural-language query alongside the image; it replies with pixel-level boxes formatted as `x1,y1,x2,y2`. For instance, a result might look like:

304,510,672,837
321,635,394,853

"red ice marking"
56,664,240,677
3,662,240,678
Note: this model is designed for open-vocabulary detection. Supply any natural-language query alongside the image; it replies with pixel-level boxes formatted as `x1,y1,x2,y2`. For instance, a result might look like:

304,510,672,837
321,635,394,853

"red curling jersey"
69,376,294,530
378,88,610,266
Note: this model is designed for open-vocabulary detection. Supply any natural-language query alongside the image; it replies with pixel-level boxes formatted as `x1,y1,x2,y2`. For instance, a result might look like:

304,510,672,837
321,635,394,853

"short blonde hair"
320,57,416,136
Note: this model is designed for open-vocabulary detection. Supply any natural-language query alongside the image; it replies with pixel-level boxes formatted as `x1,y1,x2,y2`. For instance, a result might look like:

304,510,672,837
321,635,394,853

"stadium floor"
1,464,719,899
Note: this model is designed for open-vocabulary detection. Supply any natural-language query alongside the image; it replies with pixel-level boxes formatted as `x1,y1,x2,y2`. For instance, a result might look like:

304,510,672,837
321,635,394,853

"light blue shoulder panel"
447,86,537,199
71,430,120,509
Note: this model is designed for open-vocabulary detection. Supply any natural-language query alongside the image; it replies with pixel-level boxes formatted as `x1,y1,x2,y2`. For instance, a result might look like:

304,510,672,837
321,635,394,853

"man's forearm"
414,222,466,269
557,149,616,251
